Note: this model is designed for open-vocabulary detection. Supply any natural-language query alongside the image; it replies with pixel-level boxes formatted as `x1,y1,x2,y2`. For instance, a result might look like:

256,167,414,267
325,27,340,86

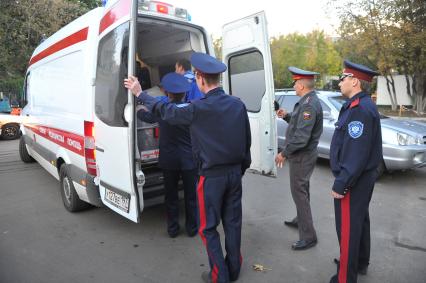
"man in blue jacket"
138,73,198,238
125,52,251,283
175,58,204,102
329,60,382,283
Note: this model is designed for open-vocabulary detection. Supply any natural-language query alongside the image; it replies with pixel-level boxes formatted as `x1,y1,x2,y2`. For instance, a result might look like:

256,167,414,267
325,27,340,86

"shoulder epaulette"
350,98,360,108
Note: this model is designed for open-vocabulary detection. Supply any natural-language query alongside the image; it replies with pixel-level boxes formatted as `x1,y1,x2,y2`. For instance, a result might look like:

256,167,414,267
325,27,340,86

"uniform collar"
297,90,316,105
343,91,366,109
183,71,195,80
205,87,224,97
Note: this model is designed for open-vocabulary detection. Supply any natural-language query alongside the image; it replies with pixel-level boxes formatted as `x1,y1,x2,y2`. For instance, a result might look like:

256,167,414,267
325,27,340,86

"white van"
20,0,277,223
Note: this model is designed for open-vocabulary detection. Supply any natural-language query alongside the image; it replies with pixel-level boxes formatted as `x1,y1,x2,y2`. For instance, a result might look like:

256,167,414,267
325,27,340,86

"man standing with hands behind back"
275,67,323,250
329,60,382,283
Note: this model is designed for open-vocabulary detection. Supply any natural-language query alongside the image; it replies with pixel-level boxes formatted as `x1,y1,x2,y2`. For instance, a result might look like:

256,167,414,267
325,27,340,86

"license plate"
105,188,130,213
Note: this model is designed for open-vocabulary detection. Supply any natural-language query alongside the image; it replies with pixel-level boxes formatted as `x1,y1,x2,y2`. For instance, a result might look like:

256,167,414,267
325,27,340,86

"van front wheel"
19,137,35,163
59,165,90,212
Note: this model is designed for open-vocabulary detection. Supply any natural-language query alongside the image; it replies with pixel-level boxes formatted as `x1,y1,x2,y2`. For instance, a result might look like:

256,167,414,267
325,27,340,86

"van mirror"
323,110,334,121
124,103,132,123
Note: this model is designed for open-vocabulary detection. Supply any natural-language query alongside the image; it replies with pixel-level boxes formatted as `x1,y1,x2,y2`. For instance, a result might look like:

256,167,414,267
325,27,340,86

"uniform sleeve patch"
348,121,364,138
303,111,312,120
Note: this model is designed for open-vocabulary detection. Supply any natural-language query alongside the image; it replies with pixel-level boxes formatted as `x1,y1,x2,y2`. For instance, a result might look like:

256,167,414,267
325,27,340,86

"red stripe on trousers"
197,176,206,245
212,265,218,283
339,192,351,283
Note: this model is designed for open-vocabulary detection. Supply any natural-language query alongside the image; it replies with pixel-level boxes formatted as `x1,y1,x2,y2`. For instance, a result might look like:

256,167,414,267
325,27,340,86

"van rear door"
94,0,141,222
222,11,277,177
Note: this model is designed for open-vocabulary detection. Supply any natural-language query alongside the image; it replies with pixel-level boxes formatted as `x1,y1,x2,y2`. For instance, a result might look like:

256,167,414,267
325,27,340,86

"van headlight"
397,133,422,145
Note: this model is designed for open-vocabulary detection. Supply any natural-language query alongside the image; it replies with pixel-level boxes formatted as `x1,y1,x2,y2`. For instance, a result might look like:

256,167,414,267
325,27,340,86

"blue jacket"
137,101,195,171
330,92,383,195
183,71,204,102
137,87,251,177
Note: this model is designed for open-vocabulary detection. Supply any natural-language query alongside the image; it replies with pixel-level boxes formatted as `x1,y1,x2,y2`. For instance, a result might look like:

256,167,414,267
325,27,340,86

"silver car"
275,90,426,175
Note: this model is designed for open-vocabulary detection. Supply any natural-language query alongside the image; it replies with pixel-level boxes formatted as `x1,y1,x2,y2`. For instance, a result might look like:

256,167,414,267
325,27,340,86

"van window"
95,22,129,127
228,51,265,112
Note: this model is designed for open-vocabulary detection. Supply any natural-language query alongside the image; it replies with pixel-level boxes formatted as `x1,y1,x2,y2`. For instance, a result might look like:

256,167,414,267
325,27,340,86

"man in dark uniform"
329,60,382,283
275,66,323,250
124,52,251,283
137,73,197,238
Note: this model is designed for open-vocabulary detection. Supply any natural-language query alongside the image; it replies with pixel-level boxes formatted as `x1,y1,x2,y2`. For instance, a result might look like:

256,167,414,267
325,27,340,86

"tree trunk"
414,71,426,113
385,75,398,111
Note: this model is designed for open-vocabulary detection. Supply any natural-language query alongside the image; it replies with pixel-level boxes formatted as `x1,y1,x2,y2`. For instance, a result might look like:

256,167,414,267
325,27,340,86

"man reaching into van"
137,73,198,238
125,52,251,283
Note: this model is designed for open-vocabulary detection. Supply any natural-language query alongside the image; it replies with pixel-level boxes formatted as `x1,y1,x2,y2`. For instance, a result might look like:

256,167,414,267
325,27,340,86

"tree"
0,0,91,96
330,0,426,113
271,31,342,88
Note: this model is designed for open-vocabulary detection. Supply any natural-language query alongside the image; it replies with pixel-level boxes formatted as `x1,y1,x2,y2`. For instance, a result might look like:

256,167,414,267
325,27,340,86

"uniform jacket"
137,101,196,171
137,87,252,177
330,91,383,195
281,91,323,158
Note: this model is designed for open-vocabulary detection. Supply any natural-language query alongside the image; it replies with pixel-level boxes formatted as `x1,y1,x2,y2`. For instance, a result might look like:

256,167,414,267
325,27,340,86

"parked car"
275,90,426,175
0,114,23,140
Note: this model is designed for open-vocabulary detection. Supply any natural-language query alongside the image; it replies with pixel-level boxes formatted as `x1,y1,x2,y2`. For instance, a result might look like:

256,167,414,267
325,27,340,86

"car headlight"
397,132,422,145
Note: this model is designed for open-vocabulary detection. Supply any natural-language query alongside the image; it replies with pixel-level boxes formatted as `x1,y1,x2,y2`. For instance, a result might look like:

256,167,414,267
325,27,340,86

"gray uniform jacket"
281,91,323,158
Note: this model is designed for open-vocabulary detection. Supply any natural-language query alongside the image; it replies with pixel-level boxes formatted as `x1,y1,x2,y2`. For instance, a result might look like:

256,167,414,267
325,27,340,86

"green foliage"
0,0,91,81
331,0,426,112
0,77,25,97
271,30,342,88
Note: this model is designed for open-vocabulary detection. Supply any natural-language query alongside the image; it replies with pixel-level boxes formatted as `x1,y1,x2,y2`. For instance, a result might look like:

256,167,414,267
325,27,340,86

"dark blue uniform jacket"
137,87,252,177
330,92,383,195
138,101,196,171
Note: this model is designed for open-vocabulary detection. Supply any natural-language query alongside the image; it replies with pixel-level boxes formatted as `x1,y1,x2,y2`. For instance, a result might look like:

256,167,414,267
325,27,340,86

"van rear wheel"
19,136,35,163
59,165,90,212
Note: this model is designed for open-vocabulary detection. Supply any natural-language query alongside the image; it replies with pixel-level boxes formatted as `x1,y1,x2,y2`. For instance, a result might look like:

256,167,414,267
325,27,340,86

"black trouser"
330,170,375,283
288,150,318,241
163,168,197,235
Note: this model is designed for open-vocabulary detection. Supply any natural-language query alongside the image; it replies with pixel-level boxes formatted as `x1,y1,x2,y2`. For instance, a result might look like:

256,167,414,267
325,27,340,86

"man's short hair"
167,92,185,101
203,73,220,86
301,79,315,90
176,59,191,71
359,79,372,93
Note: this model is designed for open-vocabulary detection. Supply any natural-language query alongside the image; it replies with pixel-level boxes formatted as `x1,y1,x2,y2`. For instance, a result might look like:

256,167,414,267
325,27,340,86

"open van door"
94,0,141,222
222,11,277,177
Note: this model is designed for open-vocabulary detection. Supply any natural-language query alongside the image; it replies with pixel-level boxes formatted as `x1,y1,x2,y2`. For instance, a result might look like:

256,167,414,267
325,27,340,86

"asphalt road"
1,139,425,283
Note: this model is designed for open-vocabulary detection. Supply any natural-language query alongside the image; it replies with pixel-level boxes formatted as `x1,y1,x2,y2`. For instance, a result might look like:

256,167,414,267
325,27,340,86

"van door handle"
96,146,104,152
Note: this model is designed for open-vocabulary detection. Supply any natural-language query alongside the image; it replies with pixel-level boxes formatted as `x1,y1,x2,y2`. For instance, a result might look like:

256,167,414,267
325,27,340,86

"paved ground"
0,139,425,283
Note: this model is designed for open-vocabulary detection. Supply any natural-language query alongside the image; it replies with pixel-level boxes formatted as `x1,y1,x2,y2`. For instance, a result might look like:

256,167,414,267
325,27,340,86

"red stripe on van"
24,125,84,156
28,27,88,67
99,0,131,34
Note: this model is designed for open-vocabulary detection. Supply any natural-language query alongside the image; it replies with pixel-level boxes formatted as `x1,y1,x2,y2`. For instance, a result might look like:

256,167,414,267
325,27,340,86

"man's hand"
276,108,287,119
331,190,344,199
124,75,142,96
275,152,286,168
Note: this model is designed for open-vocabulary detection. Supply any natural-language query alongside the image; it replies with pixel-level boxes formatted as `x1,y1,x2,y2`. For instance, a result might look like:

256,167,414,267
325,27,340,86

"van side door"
222,11,277,177
94,0,141,222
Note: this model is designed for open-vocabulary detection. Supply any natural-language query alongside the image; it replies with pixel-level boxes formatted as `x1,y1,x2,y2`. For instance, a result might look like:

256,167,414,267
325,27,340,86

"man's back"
189,88,251,175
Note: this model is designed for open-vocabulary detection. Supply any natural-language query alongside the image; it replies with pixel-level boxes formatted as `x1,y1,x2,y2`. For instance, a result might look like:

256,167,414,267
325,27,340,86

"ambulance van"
20,0,277,223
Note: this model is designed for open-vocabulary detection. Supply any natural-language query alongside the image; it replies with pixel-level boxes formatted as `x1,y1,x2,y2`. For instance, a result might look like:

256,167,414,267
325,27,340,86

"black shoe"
358,265,368,275
291,239,317,250
284,220,298,228
186,227,198,237
168,230,179,238
333,258,368,275
201,271,212,283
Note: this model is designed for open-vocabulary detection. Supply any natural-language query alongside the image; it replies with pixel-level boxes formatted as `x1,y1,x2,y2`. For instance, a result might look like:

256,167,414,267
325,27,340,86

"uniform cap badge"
348,121,364,139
